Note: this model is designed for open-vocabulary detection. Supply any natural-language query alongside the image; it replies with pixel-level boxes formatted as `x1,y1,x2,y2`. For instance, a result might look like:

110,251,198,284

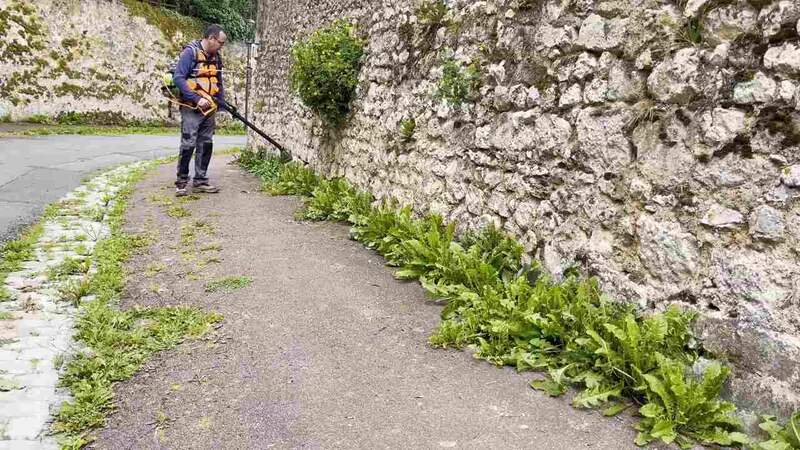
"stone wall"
0,0,247,123
252,0,800,417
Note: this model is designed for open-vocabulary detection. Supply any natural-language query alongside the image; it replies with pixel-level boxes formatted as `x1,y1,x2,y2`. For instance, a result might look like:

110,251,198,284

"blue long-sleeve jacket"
173,41,225,105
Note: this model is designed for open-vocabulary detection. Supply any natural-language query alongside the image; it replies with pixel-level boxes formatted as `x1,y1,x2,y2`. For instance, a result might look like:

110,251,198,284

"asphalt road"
0,134,246,243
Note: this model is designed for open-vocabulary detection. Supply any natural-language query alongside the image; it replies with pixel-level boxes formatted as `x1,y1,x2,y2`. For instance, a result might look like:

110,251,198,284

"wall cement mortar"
252,0,800,418
0,0,248,124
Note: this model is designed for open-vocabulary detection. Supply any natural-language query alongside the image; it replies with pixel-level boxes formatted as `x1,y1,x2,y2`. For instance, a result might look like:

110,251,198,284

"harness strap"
161,78,217,117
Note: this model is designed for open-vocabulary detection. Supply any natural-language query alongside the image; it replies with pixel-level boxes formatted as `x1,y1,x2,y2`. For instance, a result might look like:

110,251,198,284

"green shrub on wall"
437,57,481,106
289,20,365,128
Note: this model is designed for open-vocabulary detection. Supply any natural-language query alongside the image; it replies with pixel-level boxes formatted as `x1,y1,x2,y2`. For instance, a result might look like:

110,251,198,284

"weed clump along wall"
238,152,800,450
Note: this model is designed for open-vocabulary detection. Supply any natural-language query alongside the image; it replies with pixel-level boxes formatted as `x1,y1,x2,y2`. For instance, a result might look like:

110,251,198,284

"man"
172,24,227,196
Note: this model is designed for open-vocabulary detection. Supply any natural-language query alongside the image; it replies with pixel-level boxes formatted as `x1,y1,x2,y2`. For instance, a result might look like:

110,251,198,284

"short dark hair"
204,24,225,39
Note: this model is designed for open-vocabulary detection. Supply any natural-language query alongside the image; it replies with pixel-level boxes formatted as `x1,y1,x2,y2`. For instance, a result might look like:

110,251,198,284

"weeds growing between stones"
0,161,224,448
0,223,45,303
437,57,482,106
399,117,416,142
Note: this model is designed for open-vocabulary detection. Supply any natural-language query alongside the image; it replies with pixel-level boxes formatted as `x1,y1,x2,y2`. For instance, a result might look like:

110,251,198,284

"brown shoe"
193,184,220,193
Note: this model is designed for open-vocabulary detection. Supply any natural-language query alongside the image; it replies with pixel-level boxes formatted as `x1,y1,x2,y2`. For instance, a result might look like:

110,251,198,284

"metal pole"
245,42,252,122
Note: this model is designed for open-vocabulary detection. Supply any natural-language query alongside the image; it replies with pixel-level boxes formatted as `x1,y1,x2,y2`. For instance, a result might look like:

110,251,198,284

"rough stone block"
576,14,626,51
700,203,745,229
764,43,800,76
733,72,778,104
749,205,786,241
647,48,703,104
781,165,800,187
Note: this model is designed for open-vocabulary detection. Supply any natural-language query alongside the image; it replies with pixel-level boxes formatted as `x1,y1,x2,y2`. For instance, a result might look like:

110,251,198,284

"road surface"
0,134,246,242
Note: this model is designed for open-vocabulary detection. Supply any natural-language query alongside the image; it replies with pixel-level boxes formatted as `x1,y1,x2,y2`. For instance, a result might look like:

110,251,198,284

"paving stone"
18,348,58,361
0,361,33,375
0,440,57,450
5,415,49,440
0,391,26,405
0,351,19,362
0,400,49,419
0,341,22,351
11,337,51,349
14,372,58,389
17,326,58,338
0,389,59,407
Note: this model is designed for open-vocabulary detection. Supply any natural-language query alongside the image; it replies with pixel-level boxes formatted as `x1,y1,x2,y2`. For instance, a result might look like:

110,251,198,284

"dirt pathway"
91,156,640,449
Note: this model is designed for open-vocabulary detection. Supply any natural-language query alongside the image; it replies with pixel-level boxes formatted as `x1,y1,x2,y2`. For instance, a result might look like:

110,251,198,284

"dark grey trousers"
176,106,215,188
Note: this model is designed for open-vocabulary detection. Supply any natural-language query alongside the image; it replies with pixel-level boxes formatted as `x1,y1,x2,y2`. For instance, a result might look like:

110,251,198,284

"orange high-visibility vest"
186,42,221,98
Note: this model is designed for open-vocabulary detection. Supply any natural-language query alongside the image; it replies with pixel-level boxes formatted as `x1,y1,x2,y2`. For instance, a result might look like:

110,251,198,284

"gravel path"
91,156,642,449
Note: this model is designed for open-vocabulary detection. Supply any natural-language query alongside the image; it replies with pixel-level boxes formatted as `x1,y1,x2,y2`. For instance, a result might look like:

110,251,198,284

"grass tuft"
204,276,252,293
48,257,90,281
166,205,191,218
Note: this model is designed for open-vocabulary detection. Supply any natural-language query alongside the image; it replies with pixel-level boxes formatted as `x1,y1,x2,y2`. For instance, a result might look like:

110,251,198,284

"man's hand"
197,98,212,111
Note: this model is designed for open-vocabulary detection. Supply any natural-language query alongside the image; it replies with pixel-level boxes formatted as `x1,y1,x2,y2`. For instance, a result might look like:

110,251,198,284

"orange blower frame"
162,79,218,117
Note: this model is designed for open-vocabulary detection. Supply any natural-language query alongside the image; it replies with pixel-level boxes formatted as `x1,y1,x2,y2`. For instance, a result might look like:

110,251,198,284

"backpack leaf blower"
161,75,292,162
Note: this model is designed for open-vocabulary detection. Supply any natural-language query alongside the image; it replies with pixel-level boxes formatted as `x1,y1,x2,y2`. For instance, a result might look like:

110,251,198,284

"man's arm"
173,47,201,104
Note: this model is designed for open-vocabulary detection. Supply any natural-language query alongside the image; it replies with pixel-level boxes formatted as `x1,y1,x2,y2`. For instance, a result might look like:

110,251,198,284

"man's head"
202,24,227,54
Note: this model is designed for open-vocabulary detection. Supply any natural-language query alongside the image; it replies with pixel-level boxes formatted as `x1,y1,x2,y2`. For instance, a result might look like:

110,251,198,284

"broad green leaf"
639,402,662,418
695,428,749,446
603,323,627,345
634,431,653,447
727,432,750,445
574,370,603,388
602,402,629,417
572,385,621,409
394,268,422,280
548,364,572,385
650,420,677,443
760,415,783,437
530,379,566,397
624,315,641,347
757,440,792,450
643,373,673,416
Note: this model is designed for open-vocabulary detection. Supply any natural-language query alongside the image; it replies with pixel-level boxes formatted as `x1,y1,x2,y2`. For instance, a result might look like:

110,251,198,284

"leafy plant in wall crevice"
399,117,416,143
436,56,481,106
289,19,365,128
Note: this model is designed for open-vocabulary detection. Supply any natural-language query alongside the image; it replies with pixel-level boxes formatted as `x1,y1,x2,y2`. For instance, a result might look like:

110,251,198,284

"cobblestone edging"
0,161,154,449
